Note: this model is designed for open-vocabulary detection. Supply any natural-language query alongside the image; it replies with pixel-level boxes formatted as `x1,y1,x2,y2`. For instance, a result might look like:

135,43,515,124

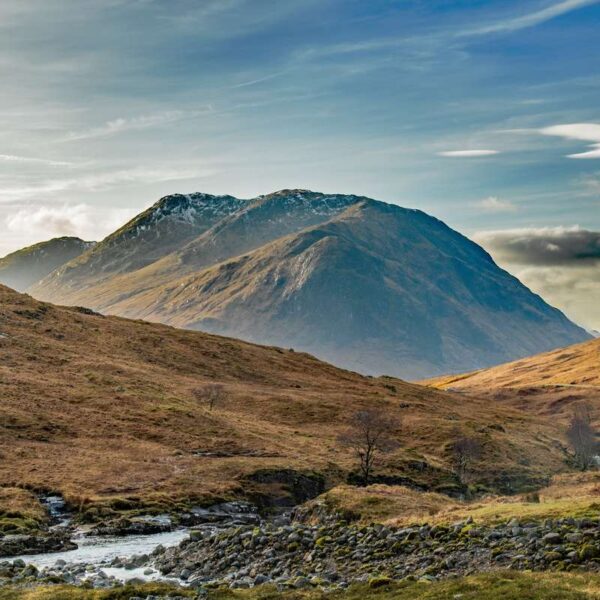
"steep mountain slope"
0,285,575,513
0,237,94,292
30,190,589,379
36,193,246,294
31,190,363,305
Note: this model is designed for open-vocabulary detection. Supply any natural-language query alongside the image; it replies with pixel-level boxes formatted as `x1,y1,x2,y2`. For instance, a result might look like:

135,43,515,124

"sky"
1,0,599,330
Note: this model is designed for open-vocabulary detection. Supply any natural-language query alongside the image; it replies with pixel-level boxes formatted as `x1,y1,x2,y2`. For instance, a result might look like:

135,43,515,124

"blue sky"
1,0,599,328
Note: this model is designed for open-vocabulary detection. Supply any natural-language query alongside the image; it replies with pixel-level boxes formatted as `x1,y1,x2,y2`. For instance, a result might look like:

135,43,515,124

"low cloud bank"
474,226,600,266
474,227,600,331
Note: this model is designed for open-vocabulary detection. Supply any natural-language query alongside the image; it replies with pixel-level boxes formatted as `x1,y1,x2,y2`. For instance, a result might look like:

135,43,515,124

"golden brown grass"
424,337,600,390
0,285,577,517
423,338,600,423
306,484,458,525
315,473,600,527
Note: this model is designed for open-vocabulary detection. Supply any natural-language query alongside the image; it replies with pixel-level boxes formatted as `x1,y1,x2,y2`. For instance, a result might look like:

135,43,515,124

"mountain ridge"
28,189,590,379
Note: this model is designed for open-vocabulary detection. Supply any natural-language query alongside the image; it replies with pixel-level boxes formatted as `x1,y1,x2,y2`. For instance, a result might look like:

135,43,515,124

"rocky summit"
27,189,588,379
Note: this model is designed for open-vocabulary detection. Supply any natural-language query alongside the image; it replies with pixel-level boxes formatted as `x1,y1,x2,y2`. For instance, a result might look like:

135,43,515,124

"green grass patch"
0,583,196,600
210,571,600,599
3,572,600,600
447,497,600,525
0,488,48,534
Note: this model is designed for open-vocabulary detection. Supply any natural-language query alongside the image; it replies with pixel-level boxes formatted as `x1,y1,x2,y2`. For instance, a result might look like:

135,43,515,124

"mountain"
0,236,95,292
30,190,590,379
35,193,246,294
0,284,573,515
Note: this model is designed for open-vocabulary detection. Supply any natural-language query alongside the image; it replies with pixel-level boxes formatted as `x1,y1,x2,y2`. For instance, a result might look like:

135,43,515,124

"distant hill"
0,237,94,292
29,189,589,379
0,284,573,512
425,337,600,390
423,338,600,421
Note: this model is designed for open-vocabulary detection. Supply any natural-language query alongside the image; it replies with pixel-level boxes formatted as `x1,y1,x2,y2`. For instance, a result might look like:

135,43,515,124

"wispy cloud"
229,71,287,89
0,154,73,167
463,0,600,35
0,166,210,203
63,110,209,141
473,196,518,213
438,149,500,157
539,123,600,158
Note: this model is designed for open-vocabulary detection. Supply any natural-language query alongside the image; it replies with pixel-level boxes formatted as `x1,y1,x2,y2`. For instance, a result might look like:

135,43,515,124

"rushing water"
4,499,263,584
6,529,190,581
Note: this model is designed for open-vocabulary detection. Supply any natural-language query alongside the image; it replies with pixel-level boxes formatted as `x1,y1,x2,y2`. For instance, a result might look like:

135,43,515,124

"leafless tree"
567,404,597,471
338,409,400,485
451,434,482,485
193,383,225,412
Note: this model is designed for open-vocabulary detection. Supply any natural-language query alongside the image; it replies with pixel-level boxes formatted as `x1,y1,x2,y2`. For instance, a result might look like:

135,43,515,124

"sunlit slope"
0,285,571,509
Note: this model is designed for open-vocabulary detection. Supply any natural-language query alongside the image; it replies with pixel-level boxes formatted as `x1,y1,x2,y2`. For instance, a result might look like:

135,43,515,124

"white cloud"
474,196,517,213
5,203,135,241
539,123,600,159
474,225,600,330
464,0,600,35
438,150,500,157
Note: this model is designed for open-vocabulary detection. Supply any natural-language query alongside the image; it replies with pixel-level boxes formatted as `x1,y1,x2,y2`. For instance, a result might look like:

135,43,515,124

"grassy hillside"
423,338,600,421
425,337,600,389
0,285,577,520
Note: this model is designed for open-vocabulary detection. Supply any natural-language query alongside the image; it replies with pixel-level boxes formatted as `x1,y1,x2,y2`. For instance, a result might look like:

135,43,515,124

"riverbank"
1,512,598,595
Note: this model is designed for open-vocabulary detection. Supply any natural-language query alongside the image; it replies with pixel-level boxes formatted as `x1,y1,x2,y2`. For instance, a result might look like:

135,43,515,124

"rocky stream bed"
1,498,599,596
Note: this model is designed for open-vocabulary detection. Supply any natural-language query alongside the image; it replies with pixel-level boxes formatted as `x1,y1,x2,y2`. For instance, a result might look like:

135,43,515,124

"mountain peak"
143,192,244,225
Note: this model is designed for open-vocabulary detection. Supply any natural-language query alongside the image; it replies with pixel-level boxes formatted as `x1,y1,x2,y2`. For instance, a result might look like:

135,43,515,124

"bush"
368,575,392,589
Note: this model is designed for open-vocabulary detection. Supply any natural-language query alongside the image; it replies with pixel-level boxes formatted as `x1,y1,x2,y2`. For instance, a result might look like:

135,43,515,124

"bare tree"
193,383,225,412
567,404,597,471
451,434,482,485
338,409,400,485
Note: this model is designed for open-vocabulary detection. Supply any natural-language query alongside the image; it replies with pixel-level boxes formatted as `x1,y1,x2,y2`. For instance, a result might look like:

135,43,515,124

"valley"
0,284,598,598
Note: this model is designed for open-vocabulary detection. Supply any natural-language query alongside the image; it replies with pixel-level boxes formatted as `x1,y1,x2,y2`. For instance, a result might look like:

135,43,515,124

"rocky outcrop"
244,469,326,509
0,533,77,558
